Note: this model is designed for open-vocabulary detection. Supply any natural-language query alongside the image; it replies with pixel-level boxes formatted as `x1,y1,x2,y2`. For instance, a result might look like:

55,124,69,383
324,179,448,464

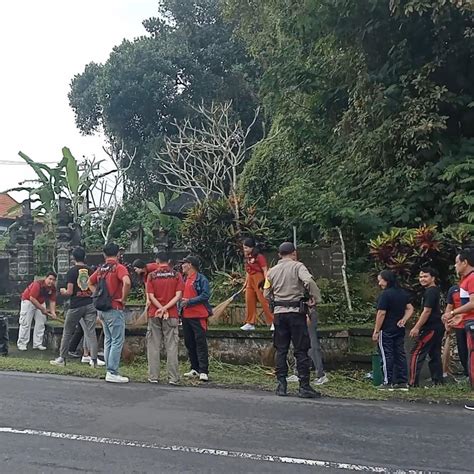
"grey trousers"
60,304,98,360
147,317,179,383
308,308,325,378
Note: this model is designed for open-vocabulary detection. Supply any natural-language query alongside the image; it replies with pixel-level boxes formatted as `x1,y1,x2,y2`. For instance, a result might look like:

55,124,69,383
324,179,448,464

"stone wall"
44,325,351,367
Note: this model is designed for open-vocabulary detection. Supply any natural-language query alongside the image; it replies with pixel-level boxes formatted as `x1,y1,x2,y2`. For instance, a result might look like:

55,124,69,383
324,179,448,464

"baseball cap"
183,255,200,270
278,242,296,255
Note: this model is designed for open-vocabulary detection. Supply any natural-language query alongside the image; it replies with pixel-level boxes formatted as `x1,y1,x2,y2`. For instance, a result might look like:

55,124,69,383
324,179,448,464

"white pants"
17,300,46,349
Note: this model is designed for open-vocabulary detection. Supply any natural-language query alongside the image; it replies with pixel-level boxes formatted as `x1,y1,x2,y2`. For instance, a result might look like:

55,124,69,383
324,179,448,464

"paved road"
0,371,471,473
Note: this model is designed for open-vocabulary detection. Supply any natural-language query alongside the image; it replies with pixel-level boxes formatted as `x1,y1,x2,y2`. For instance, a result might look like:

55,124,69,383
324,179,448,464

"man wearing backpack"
50,247,103,367
89,242,131,383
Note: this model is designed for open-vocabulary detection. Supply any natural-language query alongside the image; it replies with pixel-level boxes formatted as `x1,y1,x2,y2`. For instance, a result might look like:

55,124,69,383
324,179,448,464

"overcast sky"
0,0,157,201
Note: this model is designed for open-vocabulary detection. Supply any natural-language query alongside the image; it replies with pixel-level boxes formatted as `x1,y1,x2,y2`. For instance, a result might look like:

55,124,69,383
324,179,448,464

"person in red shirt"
133,258,160,308
449,249,474,399
442,284,464,380
181,256,211,381
240,238,274,331
146,252,184,385
89,242,131,384
17,272,58,351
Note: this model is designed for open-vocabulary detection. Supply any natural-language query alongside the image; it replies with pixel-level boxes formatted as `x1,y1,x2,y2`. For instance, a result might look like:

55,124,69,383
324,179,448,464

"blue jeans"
100,309,125,375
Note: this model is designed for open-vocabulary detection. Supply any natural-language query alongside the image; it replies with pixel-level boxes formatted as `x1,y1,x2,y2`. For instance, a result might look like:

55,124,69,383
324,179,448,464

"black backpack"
93,265,114,311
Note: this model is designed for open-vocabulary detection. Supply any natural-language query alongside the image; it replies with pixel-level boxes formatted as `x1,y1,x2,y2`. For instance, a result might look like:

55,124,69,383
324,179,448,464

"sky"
0,0,158,202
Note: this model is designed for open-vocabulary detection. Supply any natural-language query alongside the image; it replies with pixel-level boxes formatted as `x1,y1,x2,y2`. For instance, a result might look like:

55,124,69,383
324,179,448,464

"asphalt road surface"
0,371,471,473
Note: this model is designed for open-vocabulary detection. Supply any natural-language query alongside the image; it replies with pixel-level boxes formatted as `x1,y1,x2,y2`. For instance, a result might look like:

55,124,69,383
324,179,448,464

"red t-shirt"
140,262,159,283
146,264,184,318
89,259,129,310
182,273,208,318
21,280,56,304
460,271,474,322
245,254,267,275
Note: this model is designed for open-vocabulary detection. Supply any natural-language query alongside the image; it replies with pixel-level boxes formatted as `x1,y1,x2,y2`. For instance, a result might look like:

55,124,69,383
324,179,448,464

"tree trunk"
335,226,352,312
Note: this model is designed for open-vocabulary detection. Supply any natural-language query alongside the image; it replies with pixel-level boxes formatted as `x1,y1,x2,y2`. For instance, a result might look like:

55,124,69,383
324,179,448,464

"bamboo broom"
208,288,244,324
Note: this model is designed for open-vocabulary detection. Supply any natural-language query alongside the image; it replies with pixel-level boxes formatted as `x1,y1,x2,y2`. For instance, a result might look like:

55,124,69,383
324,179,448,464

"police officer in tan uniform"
264,242,322,398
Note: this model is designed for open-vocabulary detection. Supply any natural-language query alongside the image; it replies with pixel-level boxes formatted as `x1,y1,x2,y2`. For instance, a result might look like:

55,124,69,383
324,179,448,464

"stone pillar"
15,200,35,287
152,224,170,254
128,225,144,253
56,197,73,285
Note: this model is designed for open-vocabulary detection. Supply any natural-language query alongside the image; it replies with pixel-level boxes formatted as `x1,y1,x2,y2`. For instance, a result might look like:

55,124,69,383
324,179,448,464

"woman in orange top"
240,238,274,331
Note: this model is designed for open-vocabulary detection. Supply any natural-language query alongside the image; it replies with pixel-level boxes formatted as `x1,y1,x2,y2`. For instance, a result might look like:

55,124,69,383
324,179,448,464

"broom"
208,288,244,324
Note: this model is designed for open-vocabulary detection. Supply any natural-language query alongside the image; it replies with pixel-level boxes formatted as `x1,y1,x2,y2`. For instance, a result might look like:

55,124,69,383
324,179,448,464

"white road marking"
0,427,432,473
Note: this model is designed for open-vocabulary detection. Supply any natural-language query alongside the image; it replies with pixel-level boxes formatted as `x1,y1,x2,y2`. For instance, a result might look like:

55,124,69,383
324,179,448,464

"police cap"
278,242,296,255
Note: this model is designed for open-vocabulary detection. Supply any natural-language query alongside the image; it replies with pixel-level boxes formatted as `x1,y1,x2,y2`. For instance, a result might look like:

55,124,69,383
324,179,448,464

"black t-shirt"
421,286,442,329
421,286,443,329
66,264,93,309
377,287,411,333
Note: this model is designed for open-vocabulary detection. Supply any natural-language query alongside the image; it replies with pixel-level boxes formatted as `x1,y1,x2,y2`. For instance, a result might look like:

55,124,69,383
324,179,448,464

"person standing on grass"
88,242,131,384
441,283,463,381
264,242,322,398
372,270,414,391
181,256,212,382
240,238,274,332
146,252,184,385
448,249,474,391
17,272,58,351
307,305,328,386
50,247,104,368
409,267,444,387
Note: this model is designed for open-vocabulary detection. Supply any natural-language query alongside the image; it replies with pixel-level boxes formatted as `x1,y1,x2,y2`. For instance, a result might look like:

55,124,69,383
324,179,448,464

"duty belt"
273,300,301,308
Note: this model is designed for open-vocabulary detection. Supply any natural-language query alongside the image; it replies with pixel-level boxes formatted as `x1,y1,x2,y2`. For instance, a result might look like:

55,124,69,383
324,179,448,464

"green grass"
0,353,472,403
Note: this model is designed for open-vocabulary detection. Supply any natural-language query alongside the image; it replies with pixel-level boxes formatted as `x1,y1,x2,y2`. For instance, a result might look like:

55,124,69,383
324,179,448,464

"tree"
227,0,474,243
156,101,265,225
68,0,261,195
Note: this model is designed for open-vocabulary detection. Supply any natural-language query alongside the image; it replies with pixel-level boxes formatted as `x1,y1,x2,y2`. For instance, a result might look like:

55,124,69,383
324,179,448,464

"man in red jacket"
181,256,212,382
17,272,57,351
89,242,131,383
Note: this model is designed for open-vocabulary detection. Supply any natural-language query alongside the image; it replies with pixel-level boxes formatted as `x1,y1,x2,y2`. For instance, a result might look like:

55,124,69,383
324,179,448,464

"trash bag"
0,315,9,356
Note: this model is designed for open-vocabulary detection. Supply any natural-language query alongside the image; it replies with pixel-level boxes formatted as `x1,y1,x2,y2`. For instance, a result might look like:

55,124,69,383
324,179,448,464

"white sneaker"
465,404,474,411
90,359,106,367
33,345,47,351
105,372,129,383
148,378,159,384
270,323,275,331
240,323,255,331
286,374,299,383
314,374,329,385
81,356,91,363
169,380,180,386
199,373,209,382
50,357,65,366
183,369,199,378
17,345,27,351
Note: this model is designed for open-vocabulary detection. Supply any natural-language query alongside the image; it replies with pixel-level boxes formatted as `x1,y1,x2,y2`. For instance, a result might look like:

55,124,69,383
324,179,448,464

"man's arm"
409,307,432,338
372,310,386,341
452,294,474,317
121,275,131,304
48,300,57,319
60,283,74,297
186,276,210,306
297,264,322,304
29,296,49,315
397,304,415,328
147,292,164,313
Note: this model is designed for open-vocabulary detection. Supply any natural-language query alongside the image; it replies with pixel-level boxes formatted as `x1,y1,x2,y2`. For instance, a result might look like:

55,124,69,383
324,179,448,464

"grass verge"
0,353,472,404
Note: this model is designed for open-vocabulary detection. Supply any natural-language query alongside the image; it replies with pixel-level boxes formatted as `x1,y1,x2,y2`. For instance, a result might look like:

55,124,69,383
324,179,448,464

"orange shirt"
21,280,56,304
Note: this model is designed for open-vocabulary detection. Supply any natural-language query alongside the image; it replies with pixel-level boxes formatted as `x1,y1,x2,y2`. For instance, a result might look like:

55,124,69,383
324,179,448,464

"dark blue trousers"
378,330,408,385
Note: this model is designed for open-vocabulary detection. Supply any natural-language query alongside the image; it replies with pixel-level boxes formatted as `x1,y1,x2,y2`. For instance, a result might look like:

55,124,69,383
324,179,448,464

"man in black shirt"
50,247,101,367
373,270,414,390
409,267,444,386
